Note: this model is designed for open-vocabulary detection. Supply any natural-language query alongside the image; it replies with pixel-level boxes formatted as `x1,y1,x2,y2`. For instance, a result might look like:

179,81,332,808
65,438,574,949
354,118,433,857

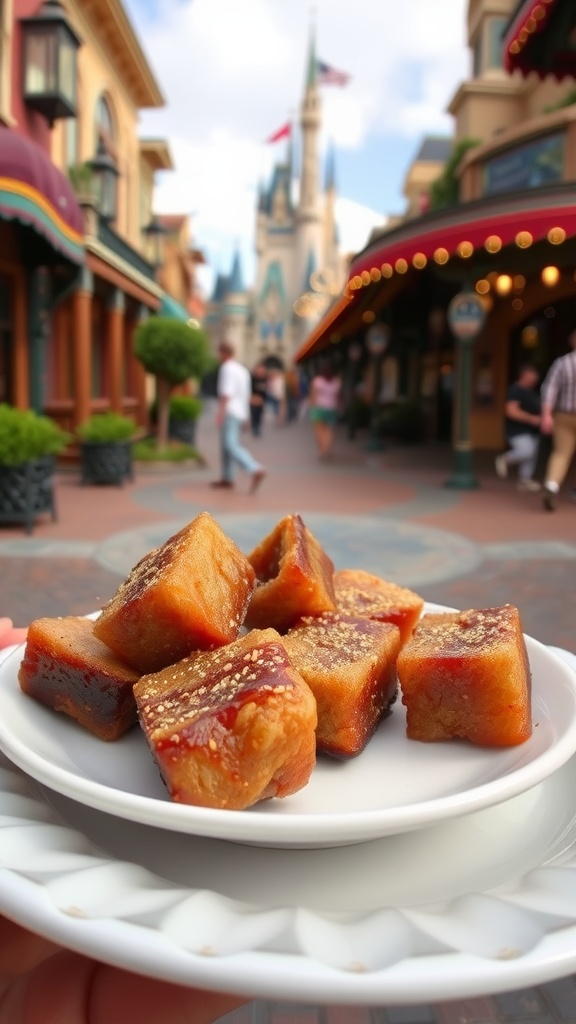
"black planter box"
80,441,133,486
169,418,197,446
0,456,57,535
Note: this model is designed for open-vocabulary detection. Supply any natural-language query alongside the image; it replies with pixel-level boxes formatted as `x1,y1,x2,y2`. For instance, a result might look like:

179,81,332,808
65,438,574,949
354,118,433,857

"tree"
134,317,211,448
428,138,481,213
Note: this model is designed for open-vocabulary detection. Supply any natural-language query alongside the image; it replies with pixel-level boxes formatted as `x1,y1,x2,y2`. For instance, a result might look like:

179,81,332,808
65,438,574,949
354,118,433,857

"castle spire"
325,139,336,191
298,19,321,221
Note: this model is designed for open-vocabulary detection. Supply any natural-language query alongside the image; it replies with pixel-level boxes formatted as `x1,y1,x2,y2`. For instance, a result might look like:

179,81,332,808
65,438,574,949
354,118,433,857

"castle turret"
223,249,250,362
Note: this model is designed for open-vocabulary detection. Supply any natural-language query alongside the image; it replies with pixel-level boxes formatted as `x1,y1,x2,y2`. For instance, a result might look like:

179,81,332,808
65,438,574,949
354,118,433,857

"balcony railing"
97,220,156,281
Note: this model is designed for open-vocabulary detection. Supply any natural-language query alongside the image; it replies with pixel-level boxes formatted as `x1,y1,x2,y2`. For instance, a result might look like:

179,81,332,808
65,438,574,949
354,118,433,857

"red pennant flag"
266,121,291,144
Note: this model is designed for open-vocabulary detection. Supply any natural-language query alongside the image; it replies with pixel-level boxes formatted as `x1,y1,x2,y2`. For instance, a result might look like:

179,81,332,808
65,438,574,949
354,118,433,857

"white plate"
1,606,576,847
4,700,576,1004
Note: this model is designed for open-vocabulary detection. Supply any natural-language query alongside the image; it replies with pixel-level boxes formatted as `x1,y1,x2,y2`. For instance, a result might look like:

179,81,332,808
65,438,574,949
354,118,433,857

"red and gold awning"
503,0,576,79
296,190,576,361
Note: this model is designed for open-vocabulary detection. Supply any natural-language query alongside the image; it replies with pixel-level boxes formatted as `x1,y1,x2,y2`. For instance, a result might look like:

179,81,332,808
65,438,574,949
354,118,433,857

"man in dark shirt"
495,364,541,490
250,362,268,436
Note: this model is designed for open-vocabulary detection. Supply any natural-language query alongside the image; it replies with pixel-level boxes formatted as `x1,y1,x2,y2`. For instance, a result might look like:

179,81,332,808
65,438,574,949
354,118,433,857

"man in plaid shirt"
541,329,576,511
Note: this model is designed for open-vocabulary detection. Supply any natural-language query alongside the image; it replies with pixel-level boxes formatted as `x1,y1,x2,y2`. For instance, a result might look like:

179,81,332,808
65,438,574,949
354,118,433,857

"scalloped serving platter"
1,609,576,848
1,647,576,1002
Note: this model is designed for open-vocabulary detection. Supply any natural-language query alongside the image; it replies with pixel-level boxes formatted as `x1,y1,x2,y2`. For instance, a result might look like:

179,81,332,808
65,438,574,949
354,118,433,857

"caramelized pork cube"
397,605,532,746
334,568,424,644
283,613,401,758
93,512,256,674
18,616,139,741
245,513,336,633
134,628,317,809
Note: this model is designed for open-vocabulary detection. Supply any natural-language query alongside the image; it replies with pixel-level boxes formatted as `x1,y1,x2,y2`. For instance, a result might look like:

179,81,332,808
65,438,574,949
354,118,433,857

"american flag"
316,60,351,87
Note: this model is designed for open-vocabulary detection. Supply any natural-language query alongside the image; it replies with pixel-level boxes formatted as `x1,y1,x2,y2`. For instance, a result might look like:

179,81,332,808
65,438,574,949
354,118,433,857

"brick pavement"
1,410,576,1022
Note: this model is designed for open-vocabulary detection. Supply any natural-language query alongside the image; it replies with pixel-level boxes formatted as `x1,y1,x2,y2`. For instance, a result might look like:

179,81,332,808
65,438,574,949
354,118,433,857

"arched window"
95,93,116,155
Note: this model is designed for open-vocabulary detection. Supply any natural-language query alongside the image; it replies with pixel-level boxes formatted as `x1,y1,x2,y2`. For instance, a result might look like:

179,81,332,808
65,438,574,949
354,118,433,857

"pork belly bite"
334,569,424,644
397,605,532,747
133,628,317,810
93,512,256,675
18,616,139,741
283,613,401,759
245,513,336,633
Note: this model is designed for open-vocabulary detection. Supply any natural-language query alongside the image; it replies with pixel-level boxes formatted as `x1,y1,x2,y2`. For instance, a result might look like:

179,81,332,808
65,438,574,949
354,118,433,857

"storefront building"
297,0,576,454
1,0,192,433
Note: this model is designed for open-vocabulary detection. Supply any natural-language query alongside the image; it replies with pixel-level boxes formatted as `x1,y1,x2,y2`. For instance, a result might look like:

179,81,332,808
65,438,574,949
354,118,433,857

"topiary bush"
134,317,211,448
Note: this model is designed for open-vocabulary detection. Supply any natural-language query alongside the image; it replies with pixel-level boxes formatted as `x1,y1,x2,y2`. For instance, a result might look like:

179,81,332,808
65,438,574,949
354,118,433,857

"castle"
204,34,345,370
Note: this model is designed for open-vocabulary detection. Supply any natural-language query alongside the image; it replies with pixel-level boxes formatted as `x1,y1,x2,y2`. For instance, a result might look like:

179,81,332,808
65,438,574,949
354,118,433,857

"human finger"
0,947,248,1024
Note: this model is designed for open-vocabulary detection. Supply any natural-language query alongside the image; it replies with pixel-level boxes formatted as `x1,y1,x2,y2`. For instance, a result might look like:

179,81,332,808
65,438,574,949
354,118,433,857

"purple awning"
0,127,84,263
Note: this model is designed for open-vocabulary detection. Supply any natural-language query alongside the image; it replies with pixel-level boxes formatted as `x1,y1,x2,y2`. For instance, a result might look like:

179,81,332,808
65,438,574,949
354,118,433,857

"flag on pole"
266,121,291,143
316,60,351,87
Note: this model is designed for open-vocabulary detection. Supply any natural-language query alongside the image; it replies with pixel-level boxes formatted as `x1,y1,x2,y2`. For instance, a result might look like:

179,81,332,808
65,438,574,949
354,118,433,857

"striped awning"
160,292,190,321
502,0,576,80
296,188,576,361
0,127,84,265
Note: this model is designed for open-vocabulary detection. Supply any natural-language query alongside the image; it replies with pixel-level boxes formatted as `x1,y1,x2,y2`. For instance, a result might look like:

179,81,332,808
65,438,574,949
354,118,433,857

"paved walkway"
1,409,576,1021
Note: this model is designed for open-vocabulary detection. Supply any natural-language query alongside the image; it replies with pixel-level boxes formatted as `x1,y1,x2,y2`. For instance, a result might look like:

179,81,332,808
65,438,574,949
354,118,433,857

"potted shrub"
0,404,71,534
150,394,203,446
134,317,211,449
77,412,137,485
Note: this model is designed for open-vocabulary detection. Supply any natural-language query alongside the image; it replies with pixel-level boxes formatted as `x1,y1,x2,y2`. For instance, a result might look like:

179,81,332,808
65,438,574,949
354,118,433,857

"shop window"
95,93,116,155
472,17,507,77
487,17,507,70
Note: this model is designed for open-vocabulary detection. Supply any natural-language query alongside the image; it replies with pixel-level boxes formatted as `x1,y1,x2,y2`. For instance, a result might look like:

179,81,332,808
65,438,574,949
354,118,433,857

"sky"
124,0,470,296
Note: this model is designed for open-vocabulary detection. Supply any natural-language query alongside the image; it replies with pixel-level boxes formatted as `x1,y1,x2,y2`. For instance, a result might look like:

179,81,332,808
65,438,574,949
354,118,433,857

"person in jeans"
211,341,266,493
541,328,576,511
494,364,541,491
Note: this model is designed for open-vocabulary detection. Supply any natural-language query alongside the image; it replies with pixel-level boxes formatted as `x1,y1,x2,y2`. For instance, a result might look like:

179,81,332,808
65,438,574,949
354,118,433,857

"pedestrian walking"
211,341,266,494
494,364,541,491
265,368,286,425
309,357,342,459
250,362,268,437
540,329,576,511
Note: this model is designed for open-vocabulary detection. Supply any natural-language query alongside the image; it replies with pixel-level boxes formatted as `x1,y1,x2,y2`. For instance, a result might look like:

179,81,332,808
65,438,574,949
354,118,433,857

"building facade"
0,0,194,435
298,0,576,454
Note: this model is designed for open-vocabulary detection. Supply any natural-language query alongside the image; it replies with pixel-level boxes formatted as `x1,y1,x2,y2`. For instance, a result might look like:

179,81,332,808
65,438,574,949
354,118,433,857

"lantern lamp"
143,214,167,271
495,274,513,296
542,265,560,287
87,141,119,223
21,0,81,127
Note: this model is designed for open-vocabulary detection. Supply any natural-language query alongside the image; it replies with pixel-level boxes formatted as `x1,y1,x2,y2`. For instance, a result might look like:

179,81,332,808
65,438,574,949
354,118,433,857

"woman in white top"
309,357,341,459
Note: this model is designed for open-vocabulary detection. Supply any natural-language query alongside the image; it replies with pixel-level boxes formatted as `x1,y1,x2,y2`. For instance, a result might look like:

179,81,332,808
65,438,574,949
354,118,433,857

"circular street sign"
447,291,486,340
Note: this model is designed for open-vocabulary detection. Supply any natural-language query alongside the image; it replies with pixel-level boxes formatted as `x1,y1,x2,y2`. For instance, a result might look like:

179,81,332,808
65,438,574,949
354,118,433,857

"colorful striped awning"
0,127,84,265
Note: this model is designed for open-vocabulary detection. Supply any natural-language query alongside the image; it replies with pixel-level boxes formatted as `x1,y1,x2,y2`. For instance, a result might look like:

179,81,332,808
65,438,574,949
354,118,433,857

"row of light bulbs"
346,226,567,293
508,0,552,57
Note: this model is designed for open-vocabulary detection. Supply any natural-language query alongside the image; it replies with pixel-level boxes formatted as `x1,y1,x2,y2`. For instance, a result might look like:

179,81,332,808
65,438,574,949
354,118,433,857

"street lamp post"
364,324,390,452
444,291,486,490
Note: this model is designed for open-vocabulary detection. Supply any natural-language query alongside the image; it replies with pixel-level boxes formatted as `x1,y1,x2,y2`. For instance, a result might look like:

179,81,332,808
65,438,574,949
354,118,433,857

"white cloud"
127,0,469,287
